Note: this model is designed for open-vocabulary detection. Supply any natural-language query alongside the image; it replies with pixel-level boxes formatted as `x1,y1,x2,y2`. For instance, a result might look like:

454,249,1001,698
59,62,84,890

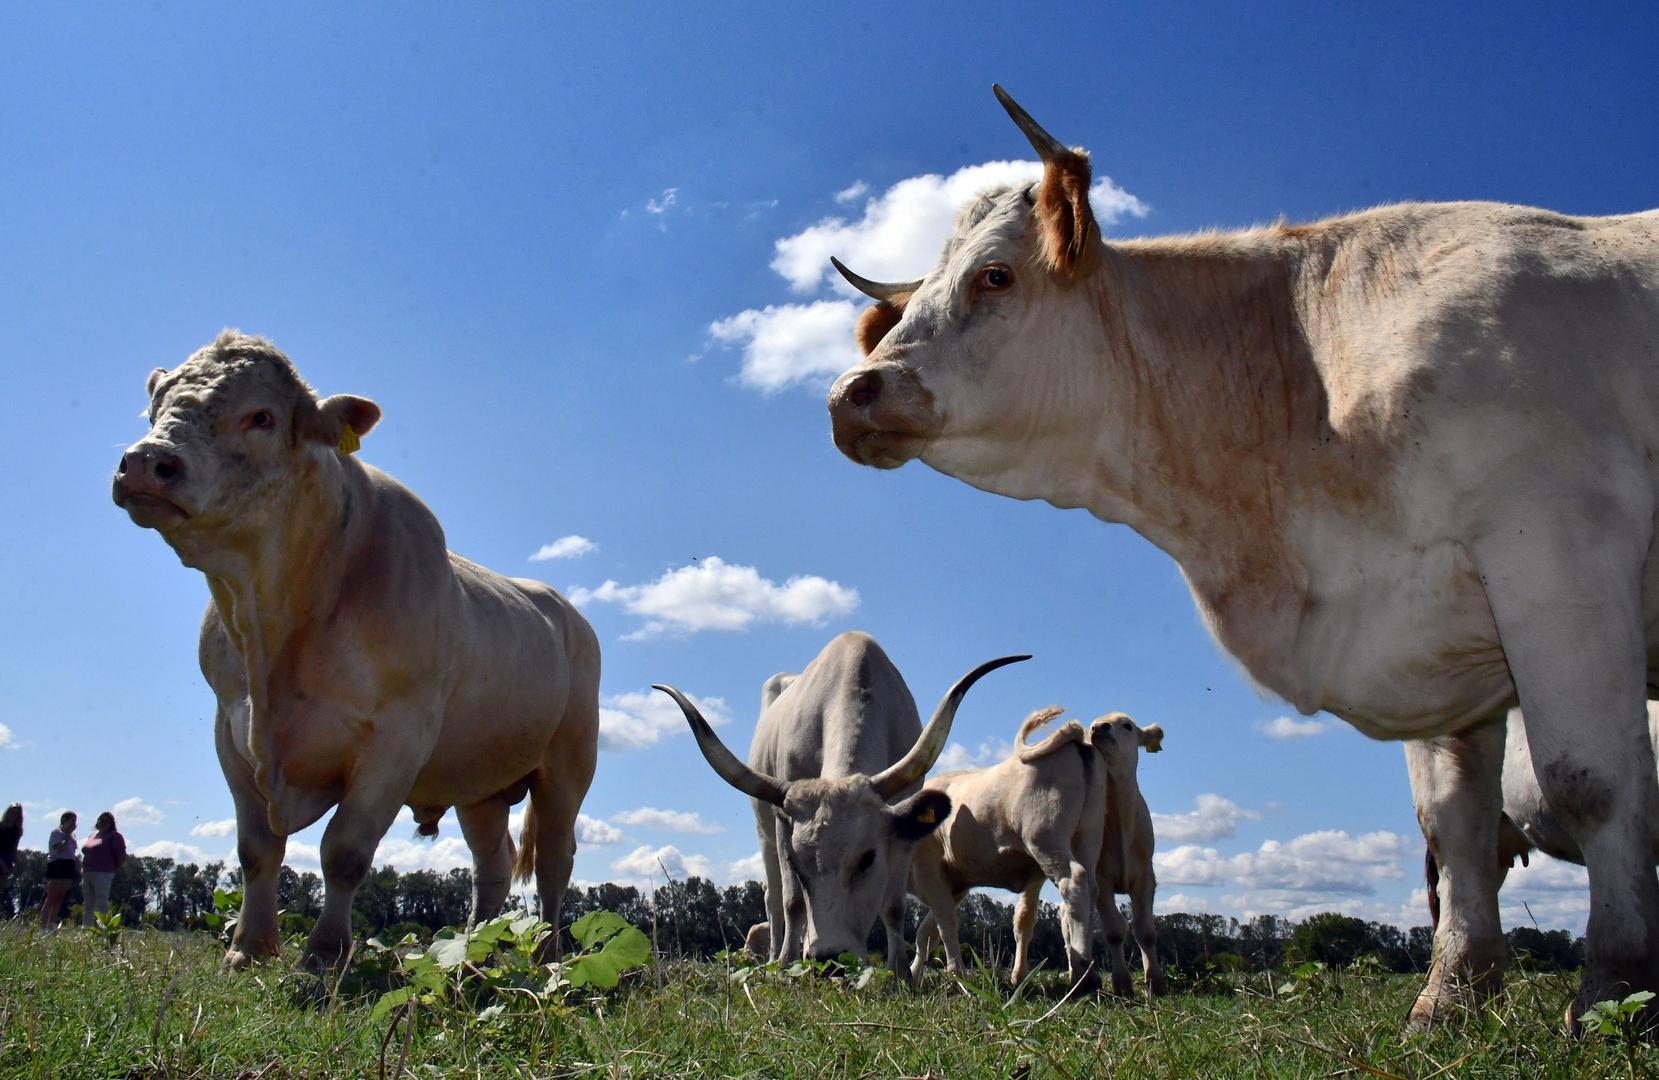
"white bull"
1088,711,1166,998
825,85,1659,1027
114,331,600,969
655,631,1026,976
908,707,1105,990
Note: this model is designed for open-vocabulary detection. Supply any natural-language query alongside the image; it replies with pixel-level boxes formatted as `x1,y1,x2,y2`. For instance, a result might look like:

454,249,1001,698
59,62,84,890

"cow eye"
243,410,275,432
975,264,1014,293
851,850,875,878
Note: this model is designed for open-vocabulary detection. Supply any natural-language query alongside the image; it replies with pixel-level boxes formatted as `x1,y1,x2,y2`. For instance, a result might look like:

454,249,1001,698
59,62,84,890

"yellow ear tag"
917,807,936,824
337,427,361,455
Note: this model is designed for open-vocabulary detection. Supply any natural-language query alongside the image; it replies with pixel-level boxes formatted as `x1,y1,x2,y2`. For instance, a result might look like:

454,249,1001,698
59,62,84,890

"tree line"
0,850,1584,975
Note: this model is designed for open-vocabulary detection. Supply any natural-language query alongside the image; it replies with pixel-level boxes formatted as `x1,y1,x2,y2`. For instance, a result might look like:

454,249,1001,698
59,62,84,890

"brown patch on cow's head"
855,301,906,356
1035,151,1098,277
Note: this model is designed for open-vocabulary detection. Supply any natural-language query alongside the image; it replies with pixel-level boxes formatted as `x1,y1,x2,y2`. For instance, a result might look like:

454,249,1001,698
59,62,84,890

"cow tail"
513,800,538,884
1016,706,1085,762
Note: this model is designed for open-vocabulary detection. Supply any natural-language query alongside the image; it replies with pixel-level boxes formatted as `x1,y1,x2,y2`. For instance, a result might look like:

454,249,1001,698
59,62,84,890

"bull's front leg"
881,873,913,981
1474,520,1659,1030
1093,883,1134,996
456,799,513,924
1404,722,1506,1029
1012,879,1044,986
304,737,424,970
215,706,286,968
1129,873,1165,996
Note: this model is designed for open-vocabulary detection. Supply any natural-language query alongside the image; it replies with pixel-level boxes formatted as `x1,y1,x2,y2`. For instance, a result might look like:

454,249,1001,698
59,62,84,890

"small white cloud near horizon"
936,738,1014,773
729,851,766,883
577,814,624,846
611,844,716,884
133,840,214,863
1152,794,1261,845
113,796,165,827
613,807,724,835
704,160,1149,393
190,819,237,839
1258,715,1329,740
598,688,733,752
1156,829,1409,895
530,535,597,562
0,723,18,751
569,555,858,640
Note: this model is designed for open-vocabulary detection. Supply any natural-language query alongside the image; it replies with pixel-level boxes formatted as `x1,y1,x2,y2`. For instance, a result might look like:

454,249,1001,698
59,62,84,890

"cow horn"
871,654,1032,799
830,257,923,302
993,84,1072,164
654,684,787,806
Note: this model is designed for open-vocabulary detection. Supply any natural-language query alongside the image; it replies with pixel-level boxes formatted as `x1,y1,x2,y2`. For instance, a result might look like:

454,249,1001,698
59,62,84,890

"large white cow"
908,707,1105,990
113,331,600,969
655,631,1025,976
825,86,1659,1027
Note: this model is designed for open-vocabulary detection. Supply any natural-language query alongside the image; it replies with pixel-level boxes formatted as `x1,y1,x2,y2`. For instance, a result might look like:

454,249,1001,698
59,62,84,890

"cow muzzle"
113,442,190,528
826,363,941,469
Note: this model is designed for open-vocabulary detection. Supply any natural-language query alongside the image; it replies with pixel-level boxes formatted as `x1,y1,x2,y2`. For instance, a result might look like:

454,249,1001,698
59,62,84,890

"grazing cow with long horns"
655,631,1026,975
113,331,600,970
825,85,1659,1028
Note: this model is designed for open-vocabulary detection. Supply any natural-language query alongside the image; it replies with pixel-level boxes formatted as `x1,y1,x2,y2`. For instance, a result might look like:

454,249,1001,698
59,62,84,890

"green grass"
2,922,1654,1079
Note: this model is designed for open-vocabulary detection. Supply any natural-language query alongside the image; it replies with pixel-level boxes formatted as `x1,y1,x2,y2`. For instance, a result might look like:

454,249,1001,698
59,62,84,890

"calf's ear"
1137,723,1164,753
146,367,169,397
303,394,382,454
888,790,952,842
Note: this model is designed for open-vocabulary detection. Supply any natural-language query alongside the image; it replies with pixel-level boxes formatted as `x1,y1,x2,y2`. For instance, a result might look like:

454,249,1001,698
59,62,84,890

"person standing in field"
0,804,21,918
40,811,79,928
80,811,126,925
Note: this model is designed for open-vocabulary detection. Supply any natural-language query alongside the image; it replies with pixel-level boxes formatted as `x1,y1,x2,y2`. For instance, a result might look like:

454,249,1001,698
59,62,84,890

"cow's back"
750,631,922,784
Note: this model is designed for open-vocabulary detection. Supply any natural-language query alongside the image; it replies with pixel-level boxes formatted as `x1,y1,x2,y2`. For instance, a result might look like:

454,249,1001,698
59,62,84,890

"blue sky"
5,4,1657,933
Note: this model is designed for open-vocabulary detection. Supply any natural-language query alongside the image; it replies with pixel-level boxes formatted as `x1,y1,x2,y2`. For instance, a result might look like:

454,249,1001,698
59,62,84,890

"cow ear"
856,301,906,357
1137,723,1164,753
146,368,169,397
888,790,951,842
304,394,382,454
1035,150,1098,277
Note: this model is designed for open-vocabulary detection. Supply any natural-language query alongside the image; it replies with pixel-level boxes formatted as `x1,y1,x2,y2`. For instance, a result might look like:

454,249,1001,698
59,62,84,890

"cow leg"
526,721,598,943
216,705,286,969
775,829,806,963
907,837,961,980
1474,523,1659,1029
1041,854,1098,992
1012,879,1043,985
882,871,914,980
756,817,787,963
1405,723,1506,1028
456,798,513,925
1129,873,1165,996
1095,882,1133,996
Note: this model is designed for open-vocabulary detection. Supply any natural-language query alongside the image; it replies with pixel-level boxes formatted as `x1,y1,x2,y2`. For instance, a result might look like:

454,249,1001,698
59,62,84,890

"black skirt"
45,859,78,881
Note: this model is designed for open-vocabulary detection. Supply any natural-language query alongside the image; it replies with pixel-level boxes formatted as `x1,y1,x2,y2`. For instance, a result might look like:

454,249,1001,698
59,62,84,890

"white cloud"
1155,830,1409,894
285,841,322,868
133,840,212,863
113,796,165,827
597,688,732,753
577,815,624,845
612,807,724,835
772,160,1149,296
529,535,597,562
708,299,862,393
1258,715,1329,740
611,844,716,884
646,187,679,216
569,556,858,640
834,180,870,205
1152,794,1261,844
705,161,1149,394
935,738,1014,773
375,836,473,873
729,851,766,883
190,819,237,838
0,723,17,751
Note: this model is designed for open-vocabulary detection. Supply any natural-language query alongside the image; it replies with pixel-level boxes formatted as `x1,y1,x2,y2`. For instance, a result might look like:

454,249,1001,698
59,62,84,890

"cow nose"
839,369,882,409
116,445,185,487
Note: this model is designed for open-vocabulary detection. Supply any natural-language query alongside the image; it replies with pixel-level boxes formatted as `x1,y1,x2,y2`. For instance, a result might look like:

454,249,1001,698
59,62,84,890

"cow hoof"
223,948,257,970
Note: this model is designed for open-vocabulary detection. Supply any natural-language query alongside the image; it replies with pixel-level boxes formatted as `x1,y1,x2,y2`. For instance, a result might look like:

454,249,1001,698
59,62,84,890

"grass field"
1,922,1654,1079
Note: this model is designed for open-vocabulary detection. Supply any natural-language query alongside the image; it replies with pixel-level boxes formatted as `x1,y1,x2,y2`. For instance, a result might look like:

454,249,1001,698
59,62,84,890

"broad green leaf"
428,936,470,971
598,926,651,970
371,986,415,1023
571,910,630,949
568,952,623,989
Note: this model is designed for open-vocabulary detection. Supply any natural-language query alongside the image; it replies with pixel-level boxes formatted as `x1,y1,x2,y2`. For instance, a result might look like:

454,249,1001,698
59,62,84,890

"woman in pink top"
81,811,126,925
